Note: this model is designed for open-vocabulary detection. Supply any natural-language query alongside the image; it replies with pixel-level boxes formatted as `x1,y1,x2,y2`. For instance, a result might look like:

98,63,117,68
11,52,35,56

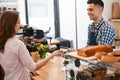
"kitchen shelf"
0,0,18,13
108,19,120,22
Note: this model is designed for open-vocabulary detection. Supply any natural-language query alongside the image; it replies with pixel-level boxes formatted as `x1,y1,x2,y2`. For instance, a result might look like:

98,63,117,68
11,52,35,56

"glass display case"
62,52,120,80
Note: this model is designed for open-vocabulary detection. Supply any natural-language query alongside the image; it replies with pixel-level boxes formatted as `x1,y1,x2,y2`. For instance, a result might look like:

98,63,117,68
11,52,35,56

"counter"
31,56,66,80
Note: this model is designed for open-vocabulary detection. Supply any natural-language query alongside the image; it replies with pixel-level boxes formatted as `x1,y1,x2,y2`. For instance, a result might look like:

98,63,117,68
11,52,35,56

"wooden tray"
67,51,97,60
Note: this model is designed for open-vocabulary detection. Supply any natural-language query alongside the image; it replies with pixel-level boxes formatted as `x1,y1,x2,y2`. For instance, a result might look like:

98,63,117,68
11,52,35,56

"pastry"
79,62,107,79
101,55,120,63
95,52,106,59
112,50,120,56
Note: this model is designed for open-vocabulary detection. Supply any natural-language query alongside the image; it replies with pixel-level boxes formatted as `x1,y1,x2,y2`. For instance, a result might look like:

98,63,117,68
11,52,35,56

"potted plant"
35,43,49,59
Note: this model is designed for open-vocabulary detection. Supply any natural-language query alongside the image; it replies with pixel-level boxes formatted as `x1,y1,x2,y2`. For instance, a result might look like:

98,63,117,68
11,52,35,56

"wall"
59,0,120,49
59,0,77,49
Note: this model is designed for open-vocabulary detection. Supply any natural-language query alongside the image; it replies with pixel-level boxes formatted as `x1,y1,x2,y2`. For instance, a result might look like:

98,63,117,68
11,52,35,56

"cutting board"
67,51,97,60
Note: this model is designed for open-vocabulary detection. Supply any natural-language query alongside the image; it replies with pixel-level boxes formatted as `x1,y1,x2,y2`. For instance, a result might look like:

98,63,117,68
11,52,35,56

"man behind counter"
87,0,115,46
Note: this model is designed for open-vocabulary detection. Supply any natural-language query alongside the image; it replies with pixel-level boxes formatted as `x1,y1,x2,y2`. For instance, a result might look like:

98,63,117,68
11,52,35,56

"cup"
31,51,39,62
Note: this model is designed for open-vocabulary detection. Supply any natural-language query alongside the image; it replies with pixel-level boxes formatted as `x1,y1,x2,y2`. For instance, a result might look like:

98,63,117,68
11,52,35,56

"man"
87,0,115,46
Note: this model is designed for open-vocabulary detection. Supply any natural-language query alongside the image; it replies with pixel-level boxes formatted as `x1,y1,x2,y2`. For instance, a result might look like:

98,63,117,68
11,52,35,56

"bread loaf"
94,50,120,62
101,55,120,63
77,45,113,57
77,49,89,57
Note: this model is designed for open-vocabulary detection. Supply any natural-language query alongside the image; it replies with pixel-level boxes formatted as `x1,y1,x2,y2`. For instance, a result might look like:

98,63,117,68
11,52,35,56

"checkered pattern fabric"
87,18,115,45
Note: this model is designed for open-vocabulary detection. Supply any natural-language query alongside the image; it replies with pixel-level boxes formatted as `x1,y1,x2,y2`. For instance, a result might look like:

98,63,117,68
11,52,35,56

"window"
28,0,48,18
27,0,55,38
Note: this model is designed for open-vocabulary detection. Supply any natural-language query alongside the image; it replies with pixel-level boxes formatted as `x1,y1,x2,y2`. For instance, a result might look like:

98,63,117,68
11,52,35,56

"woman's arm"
35,50,63,70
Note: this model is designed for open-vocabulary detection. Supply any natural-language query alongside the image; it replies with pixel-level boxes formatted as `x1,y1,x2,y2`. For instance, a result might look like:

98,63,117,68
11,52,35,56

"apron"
89,21,104,45
89,32,97,45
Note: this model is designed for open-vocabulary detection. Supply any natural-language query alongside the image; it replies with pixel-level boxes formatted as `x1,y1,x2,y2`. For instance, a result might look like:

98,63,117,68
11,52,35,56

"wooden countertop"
31,56,66,80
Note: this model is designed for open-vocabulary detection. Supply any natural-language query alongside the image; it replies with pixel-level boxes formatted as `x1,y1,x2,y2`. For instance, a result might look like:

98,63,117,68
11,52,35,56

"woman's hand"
52,50,64,56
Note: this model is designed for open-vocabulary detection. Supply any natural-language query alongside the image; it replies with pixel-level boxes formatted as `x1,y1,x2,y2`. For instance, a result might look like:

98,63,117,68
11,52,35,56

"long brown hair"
0,64,5,80
0,11,19,53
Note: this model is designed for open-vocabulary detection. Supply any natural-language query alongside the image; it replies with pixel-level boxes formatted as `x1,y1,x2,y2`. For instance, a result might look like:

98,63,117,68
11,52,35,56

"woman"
0,11,63,80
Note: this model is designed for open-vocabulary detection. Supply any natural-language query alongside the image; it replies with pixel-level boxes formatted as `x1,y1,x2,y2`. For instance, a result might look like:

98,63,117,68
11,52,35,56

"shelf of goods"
0,0,18,14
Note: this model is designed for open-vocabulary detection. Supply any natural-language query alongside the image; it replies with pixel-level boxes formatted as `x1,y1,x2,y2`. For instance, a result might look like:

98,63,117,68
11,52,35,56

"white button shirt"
0,36,36,80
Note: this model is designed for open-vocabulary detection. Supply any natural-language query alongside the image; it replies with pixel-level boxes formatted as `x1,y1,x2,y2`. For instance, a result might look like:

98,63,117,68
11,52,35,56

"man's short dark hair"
87,0,104,8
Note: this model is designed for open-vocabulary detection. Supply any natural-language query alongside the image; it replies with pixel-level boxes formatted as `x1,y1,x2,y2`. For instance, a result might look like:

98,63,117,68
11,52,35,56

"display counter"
31,51,120,80
66,51,120,80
